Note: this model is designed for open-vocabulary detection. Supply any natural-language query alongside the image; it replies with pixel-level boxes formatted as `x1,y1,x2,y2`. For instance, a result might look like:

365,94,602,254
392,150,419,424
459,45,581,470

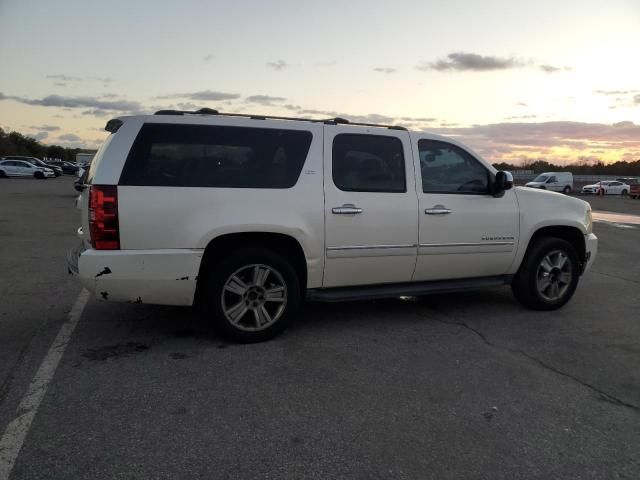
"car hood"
525,181,544,187
514,186,591,232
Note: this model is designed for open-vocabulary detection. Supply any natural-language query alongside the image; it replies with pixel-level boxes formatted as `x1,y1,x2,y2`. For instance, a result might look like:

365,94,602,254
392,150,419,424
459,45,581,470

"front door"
411,136,519,282
323,126,419,287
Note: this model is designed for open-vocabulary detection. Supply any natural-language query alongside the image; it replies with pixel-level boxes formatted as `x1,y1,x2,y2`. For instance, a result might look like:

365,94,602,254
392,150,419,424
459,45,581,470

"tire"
200,247,301,342
621,189,628,196
511,237,580,310
0,170,6,178
34,171,45,179
563,186,571,194
539,186,546,190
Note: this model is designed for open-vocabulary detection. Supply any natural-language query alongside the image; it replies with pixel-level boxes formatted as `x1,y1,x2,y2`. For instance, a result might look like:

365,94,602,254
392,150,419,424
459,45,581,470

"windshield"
533,175,549,182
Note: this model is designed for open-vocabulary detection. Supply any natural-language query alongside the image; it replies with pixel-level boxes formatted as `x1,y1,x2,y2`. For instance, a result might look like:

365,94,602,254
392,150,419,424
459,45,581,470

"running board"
305,276,513,303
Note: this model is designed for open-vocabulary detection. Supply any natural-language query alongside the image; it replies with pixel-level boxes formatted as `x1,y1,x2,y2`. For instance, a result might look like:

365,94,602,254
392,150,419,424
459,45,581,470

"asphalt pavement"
1,177,639,479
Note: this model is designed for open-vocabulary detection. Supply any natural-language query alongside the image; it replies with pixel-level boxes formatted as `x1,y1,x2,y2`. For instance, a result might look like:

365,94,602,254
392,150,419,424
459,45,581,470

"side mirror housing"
493,171,513,197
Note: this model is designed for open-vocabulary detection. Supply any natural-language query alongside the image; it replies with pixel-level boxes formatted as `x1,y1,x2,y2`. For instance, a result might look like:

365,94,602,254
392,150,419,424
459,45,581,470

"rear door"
322,126,419,287
411,135,519,281
1,161,16,176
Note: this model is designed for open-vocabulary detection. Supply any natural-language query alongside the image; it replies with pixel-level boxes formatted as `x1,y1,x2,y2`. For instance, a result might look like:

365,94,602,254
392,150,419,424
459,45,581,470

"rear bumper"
582,233,597,274
67,245,203,306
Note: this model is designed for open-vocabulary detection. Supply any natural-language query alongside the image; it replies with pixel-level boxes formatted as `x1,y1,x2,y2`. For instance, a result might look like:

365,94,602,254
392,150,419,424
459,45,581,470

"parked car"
581,181,630,195
2,156,63,176
60,161,80,175
615,178,640,199
0,159,56,178
67,109,597,342
525,172,574,193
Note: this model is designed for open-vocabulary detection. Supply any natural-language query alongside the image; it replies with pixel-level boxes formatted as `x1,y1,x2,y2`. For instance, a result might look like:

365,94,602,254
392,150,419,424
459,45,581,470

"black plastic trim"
305,276,513,302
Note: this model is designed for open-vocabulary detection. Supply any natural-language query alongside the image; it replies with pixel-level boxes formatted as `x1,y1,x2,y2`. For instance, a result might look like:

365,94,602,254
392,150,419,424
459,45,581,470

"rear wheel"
200,248,301,342
511,237,580,310
563,185,571,194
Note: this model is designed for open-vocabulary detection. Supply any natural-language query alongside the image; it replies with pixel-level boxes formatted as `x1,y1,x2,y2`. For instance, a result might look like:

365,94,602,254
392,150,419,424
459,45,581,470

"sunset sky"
1,0,638,164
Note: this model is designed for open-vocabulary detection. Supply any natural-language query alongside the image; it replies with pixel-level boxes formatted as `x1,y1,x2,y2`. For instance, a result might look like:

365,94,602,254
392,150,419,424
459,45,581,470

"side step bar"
305,275,513,303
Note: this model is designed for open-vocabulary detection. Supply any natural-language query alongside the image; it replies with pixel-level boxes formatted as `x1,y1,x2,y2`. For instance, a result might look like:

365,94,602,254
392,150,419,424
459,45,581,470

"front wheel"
621,189,628,196
200,248,301,342
0,170,6,178
34,171,45,179
511,237,580,310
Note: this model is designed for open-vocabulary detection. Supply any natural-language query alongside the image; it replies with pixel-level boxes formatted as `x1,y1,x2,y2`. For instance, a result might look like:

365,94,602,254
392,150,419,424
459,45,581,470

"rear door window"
119,123,312,188
332,134,406,193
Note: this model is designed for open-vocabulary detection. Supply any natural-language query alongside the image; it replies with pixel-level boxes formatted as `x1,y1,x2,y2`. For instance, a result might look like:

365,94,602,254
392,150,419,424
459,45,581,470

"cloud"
635,94,640,105
373,67,397,74
0,92,141,113
155,90,241,101
203,54,214,62
419,52,525,72
34,132,49,141
46,74,112,83
430,120,640,164
53,82,67,87
46,74,81,81
538,64,571,73
29,124,60,131
516,102,528,107
266,60,289,71
58,133,81,142
505,115,537,120
245,95,287,105
594,89,638,95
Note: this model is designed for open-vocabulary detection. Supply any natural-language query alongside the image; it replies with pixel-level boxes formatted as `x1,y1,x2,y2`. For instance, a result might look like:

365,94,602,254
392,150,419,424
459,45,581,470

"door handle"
425,205,452,215
332,204,363,215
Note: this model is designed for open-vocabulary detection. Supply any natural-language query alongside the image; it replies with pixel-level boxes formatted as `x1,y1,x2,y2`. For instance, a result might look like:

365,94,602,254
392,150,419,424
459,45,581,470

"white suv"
68,109,598,342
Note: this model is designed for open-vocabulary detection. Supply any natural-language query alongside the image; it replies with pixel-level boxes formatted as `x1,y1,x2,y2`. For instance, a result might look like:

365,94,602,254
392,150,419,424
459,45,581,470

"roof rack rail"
152,109,407,130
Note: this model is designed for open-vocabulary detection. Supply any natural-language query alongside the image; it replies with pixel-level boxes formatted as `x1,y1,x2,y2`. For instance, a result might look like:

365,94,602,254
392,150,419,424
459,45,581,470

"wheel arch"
524,225,586,267
194,231,308,306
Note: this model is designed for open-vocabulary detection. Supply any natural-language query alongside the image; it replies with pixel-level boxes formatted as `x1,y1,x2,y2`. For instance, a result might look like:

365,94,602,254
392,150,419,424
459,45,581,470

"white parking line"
0,289,89,479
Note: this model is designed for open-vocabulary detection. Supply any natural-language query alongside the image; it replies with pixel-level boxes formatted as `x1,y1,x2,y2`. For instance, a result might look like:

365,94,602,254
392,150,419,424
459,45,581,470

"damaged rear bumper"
67,246,203,306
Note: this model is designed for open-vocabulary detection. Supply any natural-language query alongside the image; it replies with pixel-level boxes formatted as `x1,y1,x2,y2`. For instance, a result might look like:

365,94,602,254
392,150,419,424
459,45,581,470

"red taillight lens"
89,185,120,250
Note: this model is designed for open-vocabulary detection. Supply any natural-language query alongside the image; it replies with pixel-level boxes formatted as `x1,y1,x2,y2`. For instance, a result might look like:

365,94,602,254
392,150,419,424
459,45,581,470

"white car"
581,181,630,195
68,109,597,342
0,159,56,178
525,172,574,193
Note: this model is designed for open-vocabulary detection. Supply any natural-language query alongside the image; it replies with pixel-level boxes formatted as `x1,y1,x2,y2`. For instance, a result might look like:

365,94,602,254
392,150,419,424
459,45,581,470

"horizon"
0,0,638,165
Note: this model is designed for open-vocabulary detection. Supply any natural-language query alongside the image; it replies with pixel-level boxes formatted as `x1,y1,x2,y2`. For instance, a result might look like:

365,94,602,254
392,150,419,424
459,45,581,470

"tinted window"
332,134,405,192
418,139,489,194
119,124,312,188
548,176,557,183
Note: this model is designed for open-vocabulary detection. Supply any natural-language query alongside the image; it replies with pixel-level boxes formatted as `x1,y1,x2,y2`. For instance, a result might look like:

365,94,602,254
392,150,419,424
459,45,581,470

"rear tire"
511,237,580,310
200,248,301,342
563,186,571,194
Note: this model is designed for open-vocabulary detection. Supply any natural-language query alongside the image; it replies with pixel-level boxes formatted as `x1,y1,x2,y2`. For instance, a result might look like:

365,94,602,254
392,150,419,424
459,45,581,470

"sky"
0,0,639,165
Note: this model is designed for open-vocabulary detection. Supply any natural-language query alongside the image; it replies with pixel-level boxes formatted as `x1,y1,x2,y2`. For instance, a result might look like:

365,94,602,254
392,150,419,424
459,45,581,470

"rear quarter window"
119,123,313,188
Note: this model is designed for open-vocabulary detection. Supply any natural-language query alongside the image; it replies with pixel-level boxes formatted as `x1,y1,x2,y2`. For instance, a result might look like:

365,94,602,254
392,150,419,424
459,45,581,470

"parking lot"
1,176,639,479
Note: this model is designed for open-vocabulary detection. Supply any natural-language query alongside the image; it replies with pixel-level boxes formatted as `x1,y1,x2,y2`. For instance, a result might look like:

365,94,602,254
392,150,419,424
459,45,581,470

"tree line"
492,159,640,176
0,127,96,162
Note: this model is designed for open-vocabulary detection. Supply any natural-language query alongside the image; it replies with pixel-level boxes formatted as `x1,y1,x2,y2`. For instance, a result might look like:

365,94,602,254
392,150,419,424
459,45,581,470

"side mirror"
493,171,513,197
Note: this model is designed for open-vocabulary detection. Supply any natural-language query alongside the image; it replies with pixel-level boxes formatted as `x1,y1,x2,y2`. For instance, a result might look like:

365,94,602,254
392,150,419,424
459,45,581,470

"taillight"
89,185,120,250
